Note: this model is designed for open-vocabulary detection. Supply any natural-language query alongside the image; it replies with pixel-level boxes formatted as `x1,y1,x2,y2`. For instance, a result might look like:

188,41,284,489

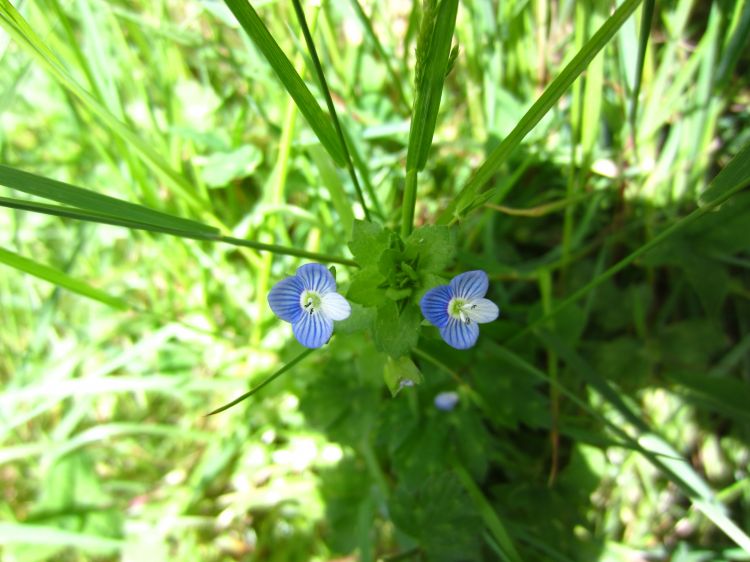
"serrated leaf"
346,266,386,307
405,225,456,273
389,472,482,562
383,356,424,396
348,220,391,268
373,301,421,357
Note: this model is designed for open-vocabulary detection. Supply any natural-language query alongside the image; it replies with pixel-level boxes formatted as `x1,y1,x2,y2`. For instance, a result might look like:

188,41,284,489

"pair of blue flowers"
268,264,499,350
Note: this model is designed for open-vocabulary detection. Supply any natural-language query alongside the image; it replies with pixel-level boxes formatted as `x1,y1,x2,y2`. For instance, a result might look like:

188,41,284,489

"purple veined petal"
268,275,305,323
420,284,453,328
292,310,334,348
465,298,500,324
296,263,336,294
439,317,479,349
320,292,351,321
449,270,489,300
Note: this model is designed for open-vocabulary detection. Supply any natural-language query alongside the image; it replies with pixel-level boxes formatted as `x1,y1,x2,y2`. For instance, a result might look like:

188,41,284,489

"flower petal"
320,292,351,321
292,311,334,348
420,284,452,328
434,391,460,411
296,263,336,293
268,275,304,323
465,298,499,324
439,317,479,349
449,270,489,299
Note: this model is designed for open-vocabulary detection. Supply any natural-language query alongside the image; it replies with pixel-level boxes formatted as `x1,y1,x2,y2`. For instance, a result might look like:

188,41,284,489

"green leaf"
700,140,750,204
222,0,346,166
438,0,643,223
383,356,424,397
389,472,482,562
0,247,129,311
346,266,387,307
373,301,421,358
348,220,391,268
199,145,262,187
405,225,456,273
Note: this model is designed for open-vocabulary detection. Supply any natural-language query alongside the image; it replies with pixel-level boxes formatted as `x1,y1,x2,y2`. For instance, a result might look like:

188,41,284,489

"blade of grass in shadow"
535,330,750,552
402,0,459,237
437,0,642,224
629,0,655,153
505,140,750,345
206,348,315,415
453,463,523,562
0,247,129,311
222,0,346,166
291,0,371,221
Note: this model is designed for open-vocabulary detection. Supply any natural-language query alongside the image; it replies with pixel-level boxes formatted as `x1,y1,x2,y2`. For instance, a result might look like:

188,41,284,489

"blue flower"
419,270,499,349
268,263,351,348
434,391,460,411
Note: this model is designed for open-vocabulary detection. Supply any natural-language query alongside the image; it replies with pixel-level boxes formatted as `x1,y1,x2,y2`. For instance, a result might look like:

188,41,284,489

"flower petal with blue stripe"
419,270,499,349
268,263,351,348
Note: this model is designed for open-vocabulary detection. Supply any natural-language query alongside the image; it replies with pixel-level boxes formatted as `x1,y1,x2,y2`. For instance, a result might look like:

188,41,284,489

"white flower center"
300,290,322,315
448,297,478,324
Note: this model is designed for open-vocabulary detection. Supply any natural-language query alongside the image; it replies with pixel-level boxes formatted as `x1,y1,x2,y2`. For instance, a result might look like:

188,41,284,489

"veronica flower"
434,391,460,411
268,263,351,348
420,270,499,349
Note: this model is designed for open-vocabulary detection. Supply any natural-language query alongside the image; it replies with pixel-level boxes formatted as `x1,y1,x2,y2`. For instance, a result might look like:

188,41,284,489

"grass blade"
0,522,122,553
207,348,315,415
0,247,129,311
437,0,642,224
222,0,346,166
291,0,371,220
0,165,218,235
402,0,459,237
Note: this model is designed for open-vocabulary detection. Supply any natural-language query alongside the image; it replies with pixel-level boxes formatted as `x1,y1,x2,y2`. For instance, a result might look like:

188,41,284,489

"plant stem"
401,168,418,238
218,235,357,267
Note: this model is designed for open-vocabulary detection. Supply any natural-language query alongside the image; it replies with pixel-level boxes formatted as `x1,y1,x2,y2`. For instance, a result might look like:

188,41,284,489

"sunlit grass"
1,0,748,560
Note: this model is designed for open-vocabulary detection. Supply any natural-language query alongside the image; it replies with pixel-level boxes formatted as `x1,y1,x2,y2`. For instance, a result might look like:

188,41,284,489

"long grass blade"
437,0,642,224
222,0,346,166
291,0,371,221
0,247,129,311
206,348,315,415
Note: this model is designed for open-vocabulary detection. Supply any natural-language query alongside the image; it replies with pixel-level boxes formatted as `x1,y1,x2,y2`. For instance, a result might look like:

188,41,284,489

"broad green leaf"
222,0,346,166
348,220,391,268
383,355,424,397
438,0,643,223
346,267,387,307
404,225,456,273
199,145,262,187
373,301,421,358
0,247,129,311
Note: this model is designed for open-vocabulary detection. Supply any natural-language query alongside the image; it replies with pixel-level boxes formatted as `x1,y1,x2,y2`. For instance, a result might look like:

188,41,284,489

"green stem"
291,0,372,221
206,348,315,415
218,235,357,267
401,168,418,238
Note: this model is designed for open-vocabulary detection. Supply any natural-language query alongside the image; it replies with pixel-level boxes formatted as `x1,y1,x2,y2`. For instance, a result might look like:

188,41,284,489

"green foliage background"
1,0,749,560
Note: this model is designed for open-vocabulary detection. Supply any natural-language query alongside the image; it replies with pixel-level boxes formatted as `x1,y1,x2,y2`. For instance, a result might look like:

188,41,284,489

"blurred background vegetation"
1,0,749,560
